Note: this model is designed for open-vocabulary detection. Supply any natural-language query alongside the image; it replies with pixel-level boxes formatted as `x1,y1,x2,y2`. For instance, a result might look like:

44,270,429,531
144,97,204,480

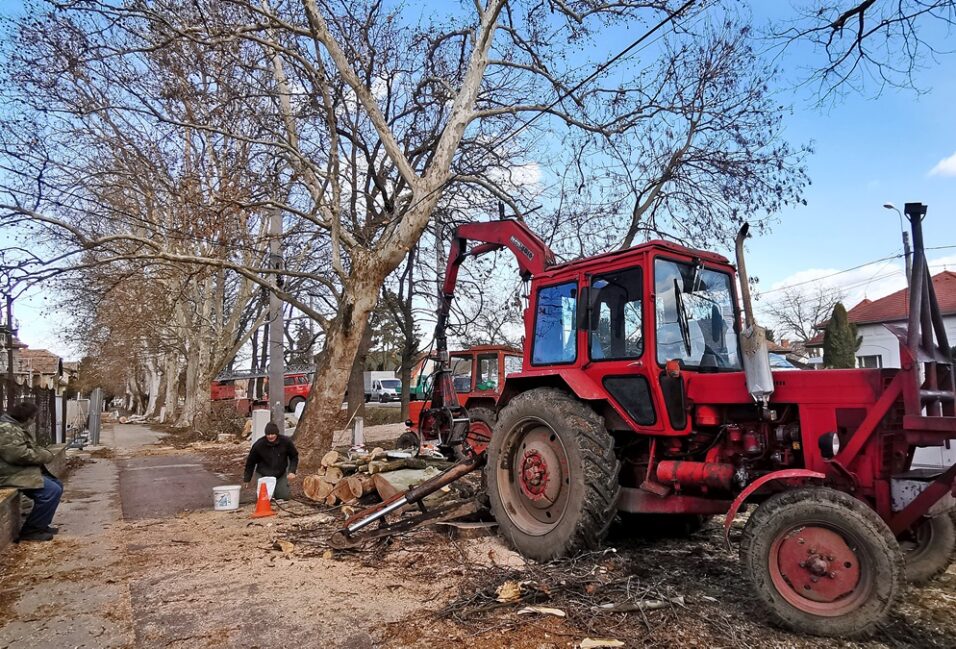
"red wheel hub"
770,524,868,616
519,449,550,499
465,420,492,456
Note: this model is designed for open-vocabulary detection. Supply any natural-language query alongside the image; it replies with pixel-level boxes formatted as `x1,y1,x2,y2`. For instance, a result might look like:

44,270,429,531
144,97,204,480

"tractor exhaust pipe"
735,224,756,327
735,224,774,413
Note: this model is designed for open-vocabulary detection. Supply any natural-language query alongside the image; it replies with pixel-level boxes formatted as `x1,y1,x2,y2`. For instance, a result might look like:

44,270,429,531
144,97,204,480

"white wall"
856,315,956,369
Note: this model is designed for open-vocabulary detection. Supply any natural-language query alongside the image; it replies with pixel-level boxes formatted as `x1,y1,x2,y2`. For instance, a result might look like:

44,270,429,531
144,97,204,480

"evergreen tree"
823,302,861,368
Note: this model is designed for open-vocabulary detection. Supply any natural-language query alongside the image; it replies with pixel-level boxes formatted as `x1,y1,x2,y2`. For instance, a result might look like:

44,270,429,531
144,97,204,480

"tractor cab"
502,241,743,437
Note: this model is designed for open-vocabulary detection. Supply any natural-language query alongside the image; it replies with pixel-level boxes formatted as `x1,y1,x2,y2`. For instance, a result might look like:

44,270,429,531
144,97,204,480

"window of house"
857,355,883,369
532,281,578,364
589,267,643,360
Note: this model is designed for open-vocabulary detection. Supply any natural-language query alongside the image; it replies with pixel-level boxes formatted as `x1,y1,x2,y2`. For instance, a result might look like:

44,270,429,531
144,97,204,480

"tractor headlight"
818,432,840,459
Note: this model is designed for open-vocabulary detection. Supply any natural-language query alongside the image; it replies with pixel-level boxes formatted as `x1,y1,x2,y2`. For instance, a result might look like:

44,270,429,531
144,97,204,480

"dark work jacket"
243,435,299,482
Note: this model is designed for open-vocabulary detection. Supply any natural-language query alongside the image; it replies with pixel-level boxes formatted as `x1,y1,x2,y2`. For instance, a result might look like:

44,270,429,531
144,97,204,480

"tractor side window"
505,355,523,376
476,354,499,391
654,258,741,370
450,356,472,392
532,281,578,365
283,376,295,386
589,267,643,360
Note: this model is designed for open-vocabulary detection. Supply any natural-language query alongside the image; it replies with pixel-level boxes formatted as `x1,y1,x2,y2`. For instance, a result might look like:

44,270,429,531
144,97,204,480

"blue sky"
3,1,955,357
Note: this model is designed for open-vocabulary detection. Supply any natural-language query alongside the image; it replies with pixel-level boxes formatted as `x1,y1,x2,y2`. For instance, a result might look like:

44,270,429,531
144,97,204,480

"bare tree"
773,1,956,99
763,284,845,355
1,1,814,464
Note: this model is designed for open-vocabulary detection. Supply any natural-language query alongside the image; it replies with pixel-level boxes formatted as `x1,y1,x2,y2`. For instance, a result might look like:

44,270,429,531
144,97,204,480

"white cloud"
929,151,956,177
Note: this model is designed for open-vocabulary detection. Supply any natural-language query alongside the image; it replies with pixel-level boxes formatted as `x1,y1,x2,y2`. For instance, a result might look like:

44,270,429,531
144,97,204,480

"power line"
759,243,956,297
758,251,903,296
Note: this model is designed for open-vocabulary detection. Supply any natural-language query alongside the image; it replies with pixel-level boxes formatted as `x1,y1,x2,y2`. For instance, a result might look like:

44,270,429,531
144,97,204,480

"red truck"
210,372,311,415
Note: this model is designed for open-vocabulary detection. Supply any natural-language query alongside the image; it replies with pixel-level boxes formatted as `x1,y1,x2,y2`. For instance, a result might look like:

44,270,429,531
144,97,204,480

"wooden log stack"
300,446,456,514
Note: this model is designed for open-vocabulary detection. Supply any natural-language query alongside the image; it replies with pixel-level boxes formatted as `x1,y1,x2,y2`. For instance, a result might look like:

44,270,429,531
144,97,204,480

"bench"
0,444,69,552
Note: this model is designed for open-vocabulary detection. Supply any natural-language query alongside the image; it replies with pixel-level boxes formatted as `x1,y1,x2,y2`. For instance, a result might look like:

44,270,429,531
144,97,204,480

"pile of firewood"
301,449,451,514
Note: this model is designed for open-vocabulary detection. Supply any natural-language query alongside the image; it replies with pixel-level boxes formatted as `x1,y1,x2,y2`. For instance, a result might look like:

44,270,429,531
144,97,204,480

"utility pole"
5,293,14,411
267,208,285,428
883,202,913,287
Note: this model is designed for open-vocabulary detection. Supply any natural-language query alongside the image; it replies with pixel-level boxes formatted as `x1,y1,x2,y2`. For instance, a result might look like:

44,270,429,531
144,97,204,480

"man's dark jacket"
243,435,299,482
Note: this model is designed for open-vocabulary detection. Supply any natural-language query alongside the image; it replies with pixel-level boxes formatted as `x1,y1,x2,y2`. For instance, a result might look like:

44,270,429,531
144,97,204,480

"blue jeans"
21,475,63,533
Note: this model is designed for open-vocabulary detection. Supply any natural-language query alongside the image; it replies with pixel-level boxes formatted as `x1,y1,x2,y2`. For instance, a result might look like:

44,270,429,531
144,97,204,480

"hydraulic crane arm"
435,219,555,356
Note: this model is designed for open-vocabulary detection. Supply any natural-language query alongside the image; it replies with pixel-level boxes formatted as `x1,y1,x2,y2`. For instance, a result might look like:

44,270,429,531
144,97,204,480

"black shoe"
17,529,54,542
46,526,59,535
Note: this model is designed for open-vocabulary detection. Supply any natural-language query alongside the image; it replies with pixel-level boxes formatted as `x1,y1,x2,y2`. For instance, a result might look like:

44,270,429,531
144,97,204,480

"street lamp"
883,202,912,287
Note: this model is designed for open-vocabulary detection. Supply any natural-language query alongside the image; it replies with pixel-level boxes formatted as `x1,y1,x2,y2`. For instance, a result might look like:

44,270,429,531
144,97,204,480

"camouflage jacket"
0,413,54,490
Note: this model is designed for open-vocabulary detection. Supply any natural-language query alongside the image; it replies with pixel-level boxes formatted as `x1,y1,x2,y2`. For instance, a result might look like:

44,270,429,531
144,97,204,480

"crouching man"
0,402,62,542
243,422,298,500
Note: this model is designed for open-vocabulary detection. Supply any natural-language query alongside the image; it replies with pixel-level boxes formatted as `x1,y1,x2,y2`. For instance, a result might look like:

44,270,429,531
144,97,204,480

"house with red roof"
806,270,956,369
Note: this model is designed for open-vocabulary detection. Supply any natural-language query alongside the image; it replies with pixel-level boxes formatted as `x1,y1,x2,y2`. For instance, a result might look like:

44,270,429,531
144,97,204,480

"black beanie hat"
264,422,280,436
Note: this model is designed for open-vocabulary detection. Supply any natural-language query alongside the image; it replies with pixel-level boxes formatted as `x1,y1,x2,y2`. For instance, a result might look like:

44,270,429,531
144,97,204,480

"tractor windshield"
654,258,740,370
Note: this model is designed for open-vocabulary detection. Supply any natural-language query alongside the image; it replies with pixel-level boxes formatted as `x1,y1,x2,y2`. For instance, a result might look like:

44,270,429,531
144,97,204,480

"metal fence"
0,377,61,445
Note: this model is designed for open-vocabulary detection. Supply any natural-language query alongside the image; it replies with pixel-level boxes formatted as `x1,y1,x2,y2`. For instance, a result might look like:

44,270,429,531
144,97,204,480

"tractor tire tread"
904,512,956,585
740,487,902,638
489,388,620,561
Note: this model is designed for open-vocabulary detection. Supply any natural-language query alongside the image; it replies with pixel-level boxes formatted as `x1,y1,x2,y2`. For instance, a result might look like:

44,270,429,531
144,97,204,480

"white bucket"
212,485,241,511
257,476,277,500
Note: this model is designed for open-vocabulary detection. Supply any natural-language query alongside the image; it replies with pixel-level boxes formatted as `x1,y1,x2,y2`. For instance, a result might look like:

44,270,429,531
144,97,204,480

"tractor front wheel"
901,513,956,585
486,388,620,562
740,487,903,638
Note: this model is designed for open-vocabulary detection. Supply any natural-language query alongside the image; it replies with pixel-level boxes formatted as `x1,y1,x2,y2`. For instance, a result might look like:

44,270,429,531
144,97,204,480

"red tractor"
339,204,955,637
401,345,523,454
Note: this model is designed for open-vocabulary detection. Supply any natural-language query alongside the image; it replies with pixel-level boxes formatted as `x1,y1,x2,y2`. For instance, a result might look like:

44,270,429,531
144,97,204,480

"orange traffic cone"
251,482,275,518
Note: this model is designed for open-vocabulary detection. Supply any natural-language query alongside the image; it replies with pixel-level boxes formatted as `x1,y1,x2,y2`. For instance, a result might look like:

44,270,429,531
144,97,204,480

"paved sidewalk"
0,425,135,648
0,423,227,649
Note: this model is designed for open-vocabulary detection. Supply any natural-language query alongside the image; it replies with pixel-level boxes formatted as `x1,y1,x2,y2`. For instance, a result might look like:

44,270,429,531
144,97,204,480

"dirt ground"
1,423,954,648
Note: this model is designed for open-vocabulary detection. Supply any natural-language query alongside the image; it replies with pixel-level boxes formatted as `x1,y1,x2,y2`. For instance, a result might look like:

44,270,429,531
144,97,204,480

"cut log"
346,475,375,499
330,462,359,473
371,473,400,501
323,467,344,483
368,460,408,474
331,480,355,504
303,475,334,502
321,450,341,468
372,467,443,501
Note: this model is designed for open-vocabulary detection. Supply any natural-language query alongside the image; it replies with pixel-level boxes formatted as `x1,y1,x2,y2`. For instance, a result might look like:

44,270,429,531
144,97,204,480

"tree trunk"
143,355,163,418
161,352,180,423
296,271,382,468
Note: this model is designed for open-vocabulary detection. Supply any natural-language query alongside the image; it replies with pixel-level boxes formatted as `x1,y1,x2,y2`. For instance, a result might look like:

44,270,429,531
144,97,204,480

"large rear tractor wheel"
901,513,956,585
486,388,620,562
740,487,903,638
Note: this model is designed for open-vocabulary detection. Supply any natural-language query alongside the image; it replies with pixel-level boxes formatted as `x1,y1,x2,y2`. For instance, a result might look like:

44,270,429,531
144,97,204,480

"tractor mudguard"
498,371,606,410
723,468,826,547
